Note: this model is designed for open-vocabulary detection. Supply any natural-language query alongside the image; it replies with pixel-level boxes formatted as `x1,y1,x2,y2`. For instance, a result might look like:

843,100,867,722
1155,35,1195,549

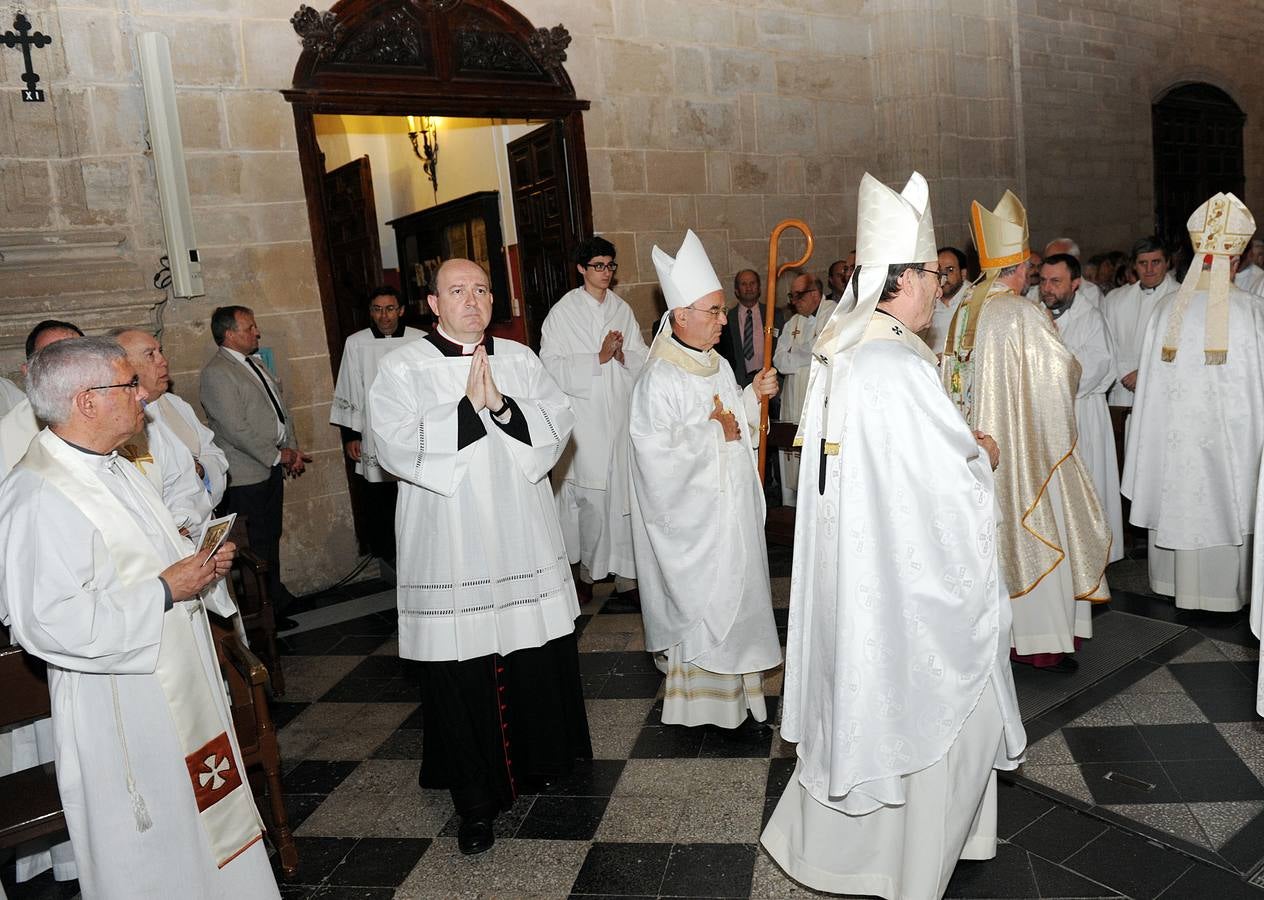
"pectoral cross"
2,14,52,103
791,325,801,339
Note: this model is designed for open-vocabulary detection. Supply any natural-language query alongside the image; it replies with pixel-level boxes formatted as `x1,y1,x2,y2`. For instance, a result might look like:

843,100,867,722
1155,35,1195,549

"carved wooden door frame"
283,0,593,369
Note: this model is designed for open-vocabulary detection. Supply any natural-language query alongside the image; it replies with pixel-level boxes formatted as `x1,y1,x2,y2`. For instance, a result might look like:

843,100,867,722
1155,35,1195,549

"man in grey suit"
200,305,311,625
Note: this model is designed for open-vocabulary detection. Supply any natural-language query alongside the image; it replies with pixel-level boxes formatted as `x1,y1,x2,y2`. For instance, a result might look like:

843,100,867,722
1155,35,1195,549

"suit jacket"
719,303,786,388
199,347,297,487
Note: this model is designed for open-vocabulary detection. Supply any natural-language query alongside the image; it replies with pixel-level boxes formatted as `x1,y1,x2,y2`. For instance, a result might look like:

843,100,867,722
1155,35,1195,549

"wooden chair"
211,617,299,880
225,519,286,696
764,422,800,547
0,635,66,855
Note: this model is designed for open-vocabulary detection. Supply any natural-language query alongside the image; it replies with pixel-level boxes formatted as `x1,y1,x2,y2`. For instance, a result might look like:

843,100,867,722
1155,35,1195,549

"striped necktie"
742,307,754,362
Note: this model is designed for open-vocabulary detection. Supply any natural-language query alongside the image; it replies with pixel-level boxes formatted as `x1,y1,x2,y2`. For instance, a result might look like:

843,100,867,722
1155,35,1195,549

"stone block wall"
0,0,356,593
1016,0,1264,256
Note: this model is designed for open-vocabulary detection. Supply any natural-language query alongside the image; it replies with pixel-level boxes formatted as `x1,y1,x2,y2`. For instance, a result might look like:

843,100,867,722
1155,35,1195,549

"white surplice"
369,337,580,661
1236,263,1264,296
331,325,424,483
0,431,277,900
768,313,1024,898
540,287,648,581
146,392,230,508
0,399,37,477
1101,275,1178,407
1053,297,1124,563
772,299,836,507
628,335,782,727
1122,282,1264,611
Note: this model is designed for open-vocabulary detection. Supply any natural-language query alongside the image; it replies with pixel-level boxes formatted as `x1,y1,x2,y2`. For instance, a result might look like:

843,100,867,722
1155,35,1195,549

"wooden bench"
225,523,286,697
0,638,66,855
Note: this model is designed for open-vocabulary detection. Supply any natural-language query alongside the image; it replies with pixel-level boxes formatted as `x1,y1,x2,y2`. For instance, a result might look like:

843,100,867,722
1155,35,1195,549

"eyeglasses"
788,288,820,301
85,375,141,393
686,304,726,320
584,261,618,272
912,266,949,286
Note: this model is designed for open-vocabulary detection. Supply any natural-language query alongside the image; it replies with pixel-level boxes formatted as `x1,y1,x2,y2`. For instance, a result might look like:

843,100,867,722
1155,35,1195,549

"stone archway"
1152,83,1245,250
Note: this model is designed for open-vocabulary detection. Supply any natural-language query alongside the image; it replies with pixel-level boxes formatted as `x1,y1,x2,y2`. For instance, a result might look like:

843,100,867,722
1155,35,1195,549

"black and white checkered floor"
6,555,1264,899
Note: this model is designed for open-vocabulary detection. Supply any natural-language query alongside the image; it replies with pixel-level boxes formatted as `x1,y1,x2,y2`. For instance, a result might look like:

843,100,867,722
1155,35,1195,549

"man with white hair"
116,328,229,509
629,230,782,730
0,337,278,899
765,171,1024,899
1125,194,1264,612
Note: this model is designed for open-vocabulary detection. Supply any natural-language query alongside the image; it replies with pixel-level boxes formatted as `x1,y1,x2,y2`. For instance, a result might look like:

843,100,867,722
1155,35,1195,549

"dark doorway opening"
284,0,592,558
1152,83,1245,259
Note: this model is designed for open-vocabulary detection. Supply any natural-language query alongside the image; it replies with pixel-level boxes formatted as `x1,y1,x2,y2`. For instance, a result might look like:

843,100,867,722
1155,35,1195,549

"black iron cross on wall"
2,13,52,102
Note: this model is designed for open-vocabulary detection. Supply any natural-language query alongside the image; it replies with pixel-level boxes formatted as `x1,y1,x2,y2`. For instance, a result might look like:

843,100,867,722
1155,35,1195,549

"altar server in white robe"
1234,237,1264,295
629,229,782,729
920,245,970,357
1123,193,1264,612
370,258,591,856
1038,254,1124,563
0,376,22,418
330,285,423,562
765,171,1025,899
772,268,836,506
541,235,648,601
0,337,278,900
1102,236,1179,409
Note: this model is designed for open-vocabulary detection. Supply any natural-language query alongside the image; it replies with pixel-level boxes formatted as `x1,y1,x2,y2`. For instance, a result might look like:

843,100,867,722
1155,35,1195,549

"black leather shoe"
1046,656,1080,674
457,817,495,855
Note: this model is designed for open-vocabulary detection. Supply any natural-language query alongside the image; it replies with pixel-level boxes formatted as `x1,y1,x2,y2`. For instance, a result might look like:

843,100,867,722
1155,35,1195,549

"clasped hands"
973,430,1000,470
281,447,312,478
599,330,625,365
465,346,505,413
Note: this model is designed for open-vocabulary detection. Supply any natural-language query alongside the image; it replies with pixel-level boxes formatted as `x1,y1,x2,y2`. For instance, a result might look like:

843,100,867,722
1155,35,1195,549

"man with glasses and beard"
629,230,782,732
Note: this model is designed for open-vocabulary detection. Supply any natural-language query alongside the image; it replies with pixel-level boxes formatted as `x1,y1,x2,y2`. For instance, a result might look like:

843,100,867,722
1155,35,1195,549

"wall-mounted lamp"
406,115,439,202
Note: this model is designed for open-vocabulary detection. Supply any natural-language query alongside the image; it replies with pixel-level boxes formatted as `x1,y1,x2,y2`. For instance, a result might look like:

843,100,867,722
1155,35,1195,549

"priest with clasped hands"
369,258,592,857
628,230,783,732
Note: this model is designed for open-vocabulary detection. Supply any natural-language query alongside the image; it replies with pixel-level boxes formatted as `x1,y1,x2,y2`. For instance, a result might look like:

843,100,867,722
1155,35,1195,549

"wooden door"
320,154,383,556
507,121,580,349
321,156,383,367
1152,84,1245,259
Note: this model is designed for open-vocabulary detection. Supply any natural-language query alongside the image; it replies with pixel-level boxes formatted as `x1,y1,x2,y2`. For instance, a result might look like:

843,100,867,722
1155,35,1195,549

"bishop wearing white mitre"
629,230,783,729
0,337,278,900
1124,193,1264,612
763,172,1025,899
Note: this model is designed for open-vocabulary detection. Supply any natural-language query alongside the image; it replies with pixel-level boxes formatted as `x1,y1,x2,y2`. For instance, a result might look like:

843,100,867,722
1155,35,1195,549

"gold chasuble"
943,281,1110,602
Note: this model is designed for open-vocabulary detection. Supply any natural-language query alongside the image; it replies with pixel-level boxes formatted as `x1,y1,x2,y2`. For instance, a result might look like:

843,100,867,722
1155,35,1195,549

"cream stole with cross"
18,429,263,867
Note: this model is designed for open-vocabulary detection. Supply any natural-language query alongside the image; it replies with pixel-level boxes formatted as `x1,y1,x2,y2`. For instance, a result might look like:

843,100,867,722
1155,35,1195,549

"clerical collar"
426,326,493,357
669,333,709,354
1140,283,1160,294
50,431,109,457
369,321,407,339
1047,296,1074,320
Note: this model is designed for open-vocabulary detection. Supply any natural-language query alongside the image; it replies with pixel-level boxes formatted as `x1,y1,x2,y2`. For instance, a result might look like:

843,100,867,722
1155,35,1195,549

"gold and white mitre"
947,189,1030,358
1163,192,1256,365
971,189,1030,271
651,229,722,311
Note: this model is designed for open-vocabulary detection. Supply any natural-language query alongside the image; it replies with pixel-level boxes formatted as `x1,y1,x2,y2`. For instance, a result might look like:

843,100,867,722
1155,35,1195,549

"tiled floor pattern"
6,555,1264,899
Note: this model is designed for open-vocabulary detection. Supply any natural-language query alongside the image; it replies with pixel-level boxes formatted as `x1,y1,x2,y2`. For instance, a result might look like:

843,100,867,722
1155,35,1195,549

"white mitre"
814,171,936,358
651,229,723,310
